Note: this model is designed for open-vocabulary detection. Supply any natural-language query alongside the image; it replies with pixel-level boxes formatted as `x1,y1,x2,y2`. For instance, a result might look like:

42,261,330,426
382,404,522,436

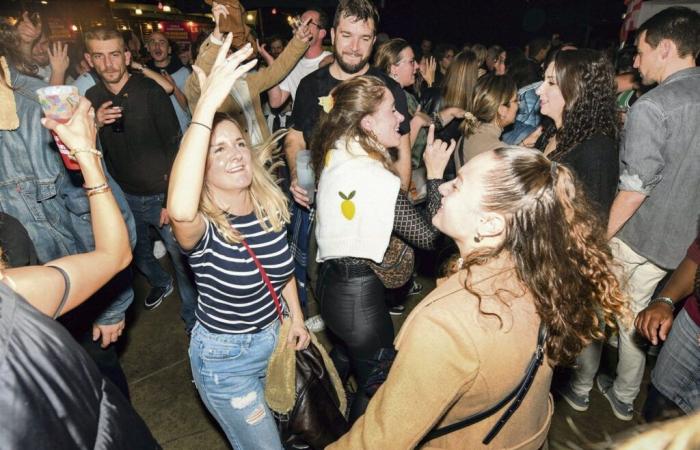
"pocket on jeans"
201,341,246,362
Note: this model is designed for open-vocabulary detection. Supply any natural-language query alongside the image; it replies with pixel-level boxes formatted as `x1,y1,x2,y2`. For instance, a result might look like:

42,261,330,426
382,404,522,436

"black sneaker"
144,281,174,310
389,304,406,315
407,280,423,296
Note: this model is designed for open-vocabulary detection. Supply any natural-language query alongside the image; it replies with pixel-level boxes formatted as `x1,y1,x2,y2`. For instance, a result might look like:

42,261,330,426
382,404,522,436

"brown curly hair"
310,75,394,178
455,147,628,365
539,49,619,160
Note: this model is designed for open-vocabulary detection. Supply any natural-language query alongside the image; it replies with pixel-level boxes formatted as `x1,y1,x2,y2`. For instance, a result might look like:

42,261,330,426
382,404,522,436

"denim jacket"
0,69,135,324
0,69,76,262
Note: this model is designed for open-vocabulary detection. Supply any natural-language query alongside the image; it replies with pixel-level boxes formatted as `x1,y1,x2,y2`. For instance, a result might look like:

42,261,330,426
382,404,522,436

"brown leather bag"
368,235,415,288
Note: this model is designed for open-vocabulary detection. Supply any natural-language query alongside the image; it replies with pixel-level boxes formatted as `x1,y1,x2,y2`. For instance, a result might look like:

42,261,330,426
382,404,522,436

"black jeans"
318,261,394,422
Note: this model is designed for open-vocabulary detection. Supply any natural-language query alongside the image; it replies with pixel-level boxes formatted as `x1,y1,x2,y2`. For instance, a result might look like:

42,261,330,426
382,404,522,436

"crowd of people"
0,0,699,448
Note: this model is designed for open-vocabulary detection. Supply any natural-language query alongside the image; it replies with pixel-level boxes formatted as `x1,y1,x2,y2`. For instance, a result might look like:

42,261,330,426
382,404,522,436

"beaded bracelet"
86,186,112,197
70,148,103,158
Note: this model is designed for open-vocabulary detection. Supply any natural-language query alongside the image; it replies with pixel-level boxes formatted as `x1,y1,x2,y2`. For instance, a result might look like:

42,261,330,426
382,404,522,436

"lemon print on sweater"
339,191,356,220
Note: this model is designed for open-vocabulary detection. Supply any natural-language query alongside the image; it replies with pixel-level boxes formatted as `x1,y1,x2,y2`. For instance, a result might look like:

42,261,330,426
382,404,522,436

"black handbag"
241,240,348,450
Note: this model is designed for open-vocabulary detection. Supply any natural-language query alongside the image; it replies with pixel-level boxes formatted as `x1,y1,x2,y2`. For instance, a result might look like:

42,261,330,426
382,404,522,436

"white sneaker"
153,240,167,259
304,315,325,332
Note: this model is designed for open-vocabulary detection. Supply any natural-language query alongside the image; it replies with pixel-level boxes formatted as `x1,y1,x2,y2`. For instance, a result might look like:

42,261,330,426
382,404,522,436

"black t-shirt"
291,65,412,144
86,74,180,196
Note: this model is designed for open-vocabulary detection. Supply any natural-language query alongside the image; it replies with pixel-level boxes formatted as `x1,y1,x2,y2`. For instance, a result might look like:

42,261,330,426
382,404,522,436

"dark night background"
3,0,627,49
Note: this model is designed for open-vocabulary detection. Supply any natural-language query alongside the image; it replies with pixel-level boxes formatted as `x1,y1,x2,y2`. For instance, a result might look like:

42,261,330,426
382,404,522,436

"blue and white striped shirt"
187,213,294,334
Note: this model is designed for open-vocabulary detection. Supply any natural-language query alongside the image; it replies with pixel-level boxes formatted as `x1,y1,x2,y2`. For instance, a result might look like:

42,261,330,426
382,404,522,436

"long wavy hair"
441,49,479,110
310,75,394,177
461,73,517,137
199,114,289,244
0,23,37,81
539,49,619,159
452,147,628,365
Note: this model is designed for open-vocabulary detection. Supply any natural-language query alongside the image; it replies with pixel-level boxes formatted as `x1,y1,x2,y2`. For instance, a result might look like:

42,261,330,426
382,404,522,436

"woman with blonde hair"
330,147,628,449
455,73,518,167
419,49,479,177
167,35,310,449
312,74,454,422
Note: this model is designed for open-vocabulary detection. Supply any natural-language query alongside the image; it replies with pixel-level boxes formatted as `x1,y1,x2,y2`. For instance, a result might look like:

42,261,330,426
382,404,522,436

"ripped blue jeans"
189,321,282,449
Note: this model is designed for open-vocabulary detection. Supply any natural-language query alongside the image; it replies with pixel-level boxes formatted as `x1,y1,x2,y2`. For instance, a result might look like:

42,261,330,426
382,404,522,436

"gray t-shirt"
617,67,700,269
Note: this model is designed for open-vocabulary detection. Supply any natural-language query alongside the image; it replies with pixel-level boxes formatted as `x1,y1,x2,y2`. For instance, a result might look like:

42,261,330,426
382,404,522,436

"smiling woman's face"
206,120,253,193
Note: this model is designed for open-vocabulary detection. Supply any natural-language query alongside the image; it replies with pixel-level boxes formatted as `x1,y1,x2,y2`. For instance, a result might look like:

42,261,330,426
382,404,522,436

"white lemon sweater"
315,138,401,263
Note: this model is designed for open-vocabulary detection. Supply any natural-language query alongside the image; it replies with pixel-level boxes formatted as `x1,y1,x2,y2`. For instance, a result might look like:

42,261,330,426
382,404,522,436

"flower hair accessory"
463,111,477,122
318,95,334,113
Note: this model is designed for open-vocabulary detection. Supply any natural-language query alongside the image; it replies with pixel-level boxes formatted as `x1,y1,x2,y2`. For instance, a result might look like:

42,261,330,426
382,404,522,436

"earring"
473,234,482,243
390,72,399,81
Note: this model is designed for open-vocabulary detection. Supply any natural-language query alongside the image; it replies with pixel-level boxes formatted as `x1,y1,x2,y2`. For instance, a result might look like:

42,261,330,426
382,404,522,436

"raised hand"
256,39,274,66
211,1,229,40
41,97,100,167
48,41,70,76
423,124,456,179
192,34,257,112
419,56,436,87
292,16,313,43
16,11,42,45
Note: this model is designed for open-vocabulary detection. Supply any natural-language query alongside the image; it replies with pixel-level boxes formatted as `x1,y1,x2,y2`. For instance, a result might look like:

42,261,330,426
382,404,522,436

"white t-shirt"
278,50,332,103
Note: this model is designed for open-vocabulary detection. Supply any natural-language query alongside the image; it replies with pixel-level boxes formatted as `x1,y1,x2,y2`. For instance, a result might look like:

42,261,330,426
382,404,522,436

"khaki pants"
571,237,667,403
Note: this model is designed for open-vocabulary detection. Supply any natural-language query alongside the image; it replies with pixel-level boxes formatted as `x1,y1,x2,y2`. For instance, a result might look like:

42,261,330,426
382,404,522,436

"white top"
278,51,332,103
315,138,400,263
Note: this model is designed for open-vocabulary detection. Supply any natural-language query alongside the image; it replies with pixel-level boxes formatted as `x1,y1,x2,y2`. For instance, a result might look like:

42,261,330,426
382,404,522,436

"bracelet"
431,111,442,129
83,181,108,191
649,296,675,309
86,186,112,197
70,148,103,158
191,121,212,132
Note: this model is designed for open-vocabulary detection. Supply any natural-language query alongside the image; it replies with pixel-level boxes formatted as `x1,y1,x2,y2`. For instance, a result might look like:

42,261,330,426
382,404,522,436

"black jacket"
0,281,159,449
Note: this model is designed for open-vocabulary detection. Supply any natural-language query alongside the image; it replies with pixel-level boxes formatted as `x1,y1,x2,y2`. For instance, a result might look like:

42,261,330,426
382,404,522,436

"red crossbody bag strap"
240,239,284,323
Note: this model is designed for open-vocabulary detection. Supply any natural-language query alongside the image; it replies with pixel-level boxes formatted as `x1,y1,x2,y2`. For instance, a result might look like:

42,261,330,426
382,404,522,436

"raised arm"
5,98,131,317
130,61,174,94
167,35,257,250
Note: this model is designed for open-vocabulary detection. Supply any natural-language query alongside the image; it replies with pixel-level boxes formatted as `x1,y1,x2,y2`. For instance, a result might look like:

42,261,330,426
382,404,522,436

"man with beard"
145,32,191,132
84,28,197,331
283,0,412,331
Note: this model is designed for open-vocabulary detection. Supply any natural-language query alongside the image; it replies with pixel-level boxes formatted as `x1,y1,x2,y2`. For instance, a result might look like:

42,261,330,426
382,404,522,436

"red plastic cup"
36,86,81,171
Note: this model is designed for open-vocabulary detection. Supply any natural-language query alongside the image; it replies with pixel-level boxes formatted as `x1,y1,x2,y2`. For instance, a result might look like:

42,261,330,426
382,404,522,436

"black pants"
318,261,394,422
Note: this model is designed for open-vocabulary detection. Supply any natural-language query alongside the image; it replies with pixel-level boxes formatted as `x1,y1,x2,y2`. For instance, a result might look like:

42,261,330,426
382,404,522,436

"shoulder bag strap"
240,239,284,323
420,322,548,446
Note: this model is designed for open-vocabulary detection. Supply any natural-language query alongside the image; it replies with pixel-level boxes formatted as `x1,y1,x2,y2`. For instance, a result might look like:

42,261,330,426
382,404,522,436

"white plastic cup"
296,149,315,204
36,85,81,171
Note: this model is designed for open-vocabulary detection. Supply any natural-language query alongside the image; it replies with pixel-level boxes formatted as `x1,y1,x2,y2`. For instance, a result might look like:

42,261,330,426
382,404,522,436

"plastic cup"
36,85,81,171
296,149,315,204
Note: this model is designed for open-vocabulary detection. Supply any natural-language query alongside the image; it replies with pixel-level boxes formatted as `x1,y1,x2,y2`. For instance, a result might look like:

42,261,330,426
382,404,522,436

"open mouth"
225,163,245,174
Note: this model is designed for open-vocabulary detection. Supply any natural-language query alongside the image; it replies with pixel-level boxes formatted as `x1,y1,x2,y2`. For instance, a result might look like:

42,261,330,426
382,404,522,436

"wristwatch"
649,296,675,310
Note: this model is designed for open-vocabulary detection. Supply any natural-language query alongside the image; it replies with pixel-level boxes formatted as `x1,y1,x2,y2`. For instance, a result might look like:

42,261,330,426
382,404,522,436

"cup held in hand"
36,85,81,171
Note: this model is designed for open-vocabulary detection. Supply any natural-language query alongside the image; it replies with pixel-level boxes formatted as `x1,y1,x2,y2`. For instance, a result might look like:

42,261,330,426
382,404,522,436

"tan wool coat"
328,263,553,450
184,35,307,143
